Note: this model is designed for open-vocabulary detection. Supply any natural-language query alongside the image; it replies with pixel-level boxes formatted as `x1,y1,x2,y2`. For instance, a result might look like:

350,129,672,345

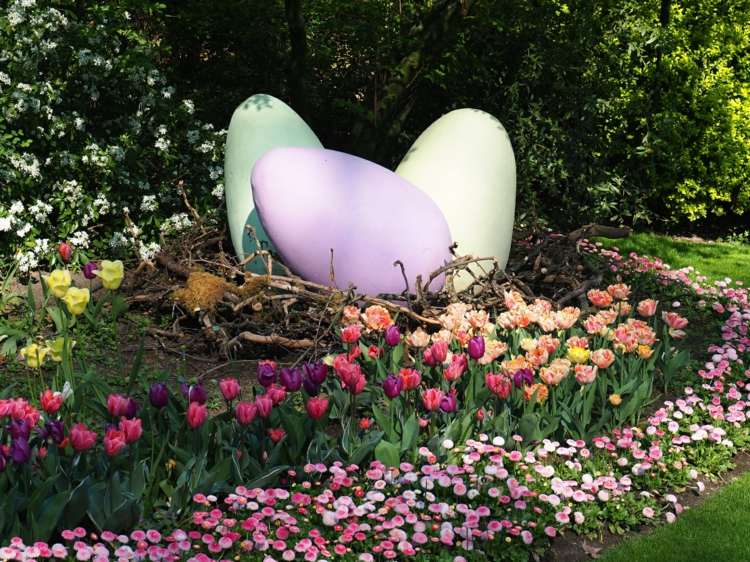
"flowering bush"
0,0,225,270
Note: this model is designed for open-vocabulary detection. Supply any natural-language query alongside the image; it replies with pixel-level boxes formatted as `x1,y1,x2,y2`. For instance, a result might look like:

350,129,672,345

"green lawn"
600,471,750,562
594,232,750,286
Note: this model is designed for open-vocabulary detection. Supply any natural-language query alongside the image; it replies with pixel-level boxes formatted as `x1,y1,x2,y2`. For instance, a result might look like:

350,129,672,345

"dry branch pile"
124,223,628,360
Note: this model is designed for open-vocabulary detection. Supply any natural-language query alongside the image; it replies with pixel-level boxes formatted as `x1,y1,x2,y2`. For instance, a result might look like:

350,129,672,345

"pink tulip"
235,401,257,426
187,402,207,429
107,394,130,417
118,417,142,444
70,423,96,451
421,388,443,411
306,396,329,420
104,428,127,456
218,378,241,402
637,299,658,317
255,395,273,418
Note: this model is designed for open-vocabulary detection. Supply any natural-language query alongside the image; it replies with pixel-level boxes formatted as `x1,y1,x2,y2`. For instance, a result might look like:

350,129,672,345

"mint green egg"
224,94,322,272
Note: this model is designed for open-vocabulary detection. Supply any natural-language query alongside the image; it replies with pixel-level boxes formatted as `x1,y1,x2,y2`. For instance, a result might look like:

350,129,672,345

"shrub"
0,0,225,271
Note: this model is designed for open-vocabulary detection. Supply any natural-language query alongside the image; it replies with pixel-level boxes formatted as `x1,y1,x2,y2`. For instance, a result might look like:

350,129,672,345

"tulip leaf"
32,490,69,540
400,414,419,452
374,439,400,467
350,430,384,466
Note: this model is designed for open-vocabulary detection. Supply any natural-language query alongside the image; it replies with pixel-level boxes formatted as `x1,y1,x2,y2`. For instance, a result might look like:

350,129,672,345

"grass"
600,471,750,562
594,232,750,286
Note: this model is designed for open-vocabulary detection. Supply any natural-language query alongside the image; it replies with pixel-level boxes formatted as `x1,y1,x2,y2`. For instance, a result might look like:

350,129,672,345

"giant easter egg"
395,108,516,290
251,148,453,295
224,94,322,272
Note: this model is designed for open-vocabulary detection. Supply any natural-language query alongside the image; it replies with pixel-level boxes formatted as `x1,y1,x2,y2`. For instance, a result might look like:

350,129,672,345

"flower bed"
0,243,748,560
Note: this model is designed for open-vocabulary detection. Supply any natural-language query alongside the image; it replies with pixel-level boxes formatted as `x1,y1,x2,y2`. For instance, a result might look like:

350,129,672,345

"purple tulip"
181,383,208,404
11,438,31,464
467,336,485,360
37,420,65,444
280,368,302,392
124,397,139,419
383,374,403,399
7,419,30,440
149,382,169,408
384,325,401,347
439,392,458,413
513,368,534,388
302,375,320,396
303,362,328,385
83,261,99,280
256,361,278,387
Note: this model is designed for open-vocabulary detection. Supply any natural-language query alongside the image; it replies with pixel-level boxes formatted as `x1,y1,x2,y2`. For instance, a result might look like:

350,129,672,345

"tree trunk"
356,0,478,162
285,0,309,121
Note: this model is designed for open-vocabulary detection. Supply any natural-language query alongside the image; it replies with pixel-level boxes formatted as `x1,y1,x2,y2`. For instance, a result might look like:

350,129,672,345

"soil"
544,452,750,561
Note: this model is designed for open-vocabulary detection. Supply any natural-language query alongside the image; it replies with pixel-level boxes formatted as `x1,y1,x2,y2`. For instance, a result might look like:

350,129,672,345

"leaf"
111,293,129,320
46,306,64,333
32,491,69,540
374,439,400,467
349,430,384,466
400,414,419,452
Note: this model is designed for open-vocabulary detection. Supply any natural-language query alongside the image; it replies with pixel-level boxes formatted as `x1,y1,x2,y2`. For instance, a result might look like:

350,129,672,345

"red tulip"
187,402,207,429
218,377,241,402
486,372,512,399
341,324,361,344
58,242,72,263
70,423,97,451
266,384,287,405
268,428,286,443
235,401,257,426
421,388,443,411
306,396,329,420
398,368,421,391
104,428,127,456
40,389,64,415
358,417,372,430
118,417,142,444
255,395,273,418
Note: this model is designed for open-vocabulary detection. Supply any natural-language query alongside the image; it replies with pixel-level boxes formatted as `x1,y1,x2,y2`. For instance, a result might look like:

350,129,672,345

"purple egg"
251,148,453,295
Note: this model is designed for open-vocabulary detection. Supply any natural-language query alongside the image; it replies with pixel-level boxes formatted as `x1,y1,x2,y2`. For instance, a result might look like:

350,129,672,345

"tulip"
37,420,65,444
82,261,99,280
303,362,328,384
467,336,485,360
104,428,127,456
62,287,90,316
187,402,208,429
149,382,169,408
439,390,458,413
443,354,468,381
124,398,138,419
512,368,534,388
399,368,421,391
256,360,278,387
358,417,372,430
302,375,321,396
421,388,443,411
430,341,449,364
609,393,622,406
383,374,403,398
423,347,437,367
19,343,48,368
306,396,329,420
341,324,361,344
40,389,64,415
486,372,512,399
58,242,72,263
181,383,207,404
235,401,257,426
7,419,31,440
279,368,302,392
567,346,590,364
267,384,287,405
219,377,241,402
95,260,125,290
44,269,72,298
118,417,143,444
70,423,97,451
255,395,273,418
47,336,74,363
591,349,615,369
574,364,598,384
384,325,401,347
268,428,286,443
11,438,31,464
107,394,131,417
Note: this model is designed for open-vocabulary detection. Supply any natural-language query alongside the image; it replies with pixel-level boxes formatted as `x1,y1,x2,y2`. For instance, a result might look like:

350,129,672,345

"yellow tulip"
95,260,125,290
609,393,623,407
566,346,590,364
44,269,72,298
637,345,654,359
62,287,90,316
47,336,76,362
19,343,48,368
